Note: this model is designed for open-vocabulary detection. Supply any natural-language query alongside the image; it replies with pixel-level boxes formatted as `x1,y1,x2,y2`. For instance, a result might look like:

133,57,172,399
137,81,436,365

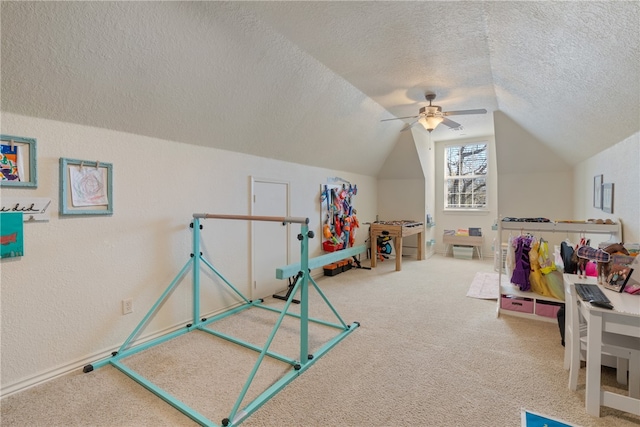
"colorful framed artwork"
602,182,614,214
593,174,602,209
0,135,37,188
0,212,24,258
59,158,113,215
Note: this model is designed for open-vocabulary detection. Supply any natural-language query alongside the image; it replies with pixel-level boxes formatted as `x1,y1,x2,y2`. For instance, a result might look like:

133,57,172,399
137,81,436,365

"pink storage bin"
535,300,564,318
500,295,534,314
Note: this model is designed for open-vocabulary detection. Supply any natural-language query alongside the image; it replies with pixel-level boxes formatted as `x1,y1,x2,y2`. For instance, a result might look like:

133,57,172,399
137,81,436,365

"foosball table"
369,220,425,271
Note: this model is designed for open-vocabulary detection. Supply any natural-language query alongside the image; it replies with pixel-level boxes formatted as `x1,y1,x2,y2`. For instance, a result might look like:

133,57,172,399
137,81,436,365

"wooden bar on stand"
370,220,424,271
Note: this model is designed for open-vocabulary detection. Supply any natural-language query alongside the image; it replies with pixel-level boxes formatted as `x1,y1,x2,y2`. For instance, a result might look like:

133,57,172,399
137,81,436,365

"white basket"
453,245,474,260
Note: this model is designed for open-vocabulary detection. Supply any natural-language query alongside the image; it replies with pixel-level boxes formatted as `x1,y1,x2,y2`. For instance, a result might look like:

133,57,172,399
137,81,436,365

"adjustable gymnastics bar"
83,213,360,427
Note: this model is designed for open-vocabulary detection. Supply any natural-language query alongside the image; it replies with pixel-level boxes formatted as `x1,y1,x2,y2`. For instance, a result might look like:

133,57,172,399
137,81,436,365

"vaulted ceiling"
2,1,638,177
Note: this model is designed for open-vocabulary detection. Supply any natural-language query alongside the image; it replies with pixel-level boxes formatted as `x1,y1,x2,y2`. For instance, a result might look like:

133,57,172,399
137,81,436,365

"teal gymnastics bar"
83,213,360,426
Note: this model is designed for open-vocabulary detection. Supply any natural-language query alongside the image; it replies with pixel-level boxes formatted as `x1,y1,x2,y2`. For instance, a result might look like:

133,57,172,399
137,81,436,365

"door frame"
250,176,291,299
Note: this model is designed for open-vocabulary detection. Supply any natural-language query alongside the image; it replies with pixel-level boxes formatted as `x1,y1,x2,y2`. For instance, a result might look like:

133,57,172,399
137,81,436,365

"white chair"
565,282,640,397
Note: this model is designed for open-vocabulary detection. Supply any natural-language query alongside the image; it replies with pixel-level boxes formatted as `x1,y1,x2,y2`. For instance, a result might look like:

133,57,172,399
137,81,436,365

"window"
444,143,487,209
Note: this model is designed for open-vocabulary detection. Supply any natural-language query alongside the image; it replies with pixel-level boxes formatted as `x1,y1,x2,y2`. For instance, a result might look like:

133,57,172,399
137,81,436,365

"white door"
252,179,289,300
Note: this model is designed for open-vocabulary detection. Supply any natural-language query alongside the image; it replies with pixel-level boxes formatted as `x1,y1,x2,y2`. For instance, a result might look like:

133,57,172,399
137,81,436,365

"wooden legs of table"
371,239,378,268
370,231,424,272
394,237,403,271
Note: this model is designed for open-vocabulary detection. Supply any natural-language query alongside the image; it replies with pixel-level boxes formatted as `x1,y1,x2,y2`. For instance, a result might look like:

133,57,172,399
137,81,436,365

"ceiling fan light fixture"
419,115,443,132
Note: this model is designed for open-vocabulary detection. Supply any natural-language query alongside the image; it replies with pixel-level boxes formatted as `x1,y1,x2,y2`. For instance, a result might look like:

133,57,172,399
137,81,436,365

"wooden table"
370,221,424,271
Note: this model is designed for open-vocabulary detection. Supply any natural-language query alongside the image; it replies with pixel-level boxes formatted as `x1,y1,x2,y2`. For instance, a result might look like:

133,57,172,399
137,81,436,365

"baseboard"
0,303,243,398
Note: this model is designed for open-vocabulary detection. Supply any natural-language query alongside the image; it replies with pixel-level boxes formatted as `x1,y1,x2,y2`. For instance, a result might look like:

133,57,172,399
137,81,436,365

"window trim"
443,141,489,211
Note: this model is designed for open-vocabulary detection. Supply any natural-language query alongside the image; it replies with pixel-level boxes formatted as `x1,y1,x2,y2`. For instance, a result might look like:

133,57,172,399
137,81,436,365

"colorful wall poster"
0,212,24,258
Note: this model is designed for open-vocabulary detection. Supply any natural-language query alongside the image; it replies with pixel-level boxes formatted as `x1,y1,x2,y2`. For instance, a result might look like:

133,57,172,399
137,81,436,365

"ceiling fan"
382,92,487,132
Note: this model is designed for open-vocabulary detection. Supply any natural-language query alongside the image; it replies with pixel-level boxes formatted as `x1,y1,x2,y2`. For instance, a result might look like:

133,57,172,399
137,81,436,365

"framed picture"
602,182,614,214
0,212,24,258
593,174,602,209
0,134,37,188
59,158,113,215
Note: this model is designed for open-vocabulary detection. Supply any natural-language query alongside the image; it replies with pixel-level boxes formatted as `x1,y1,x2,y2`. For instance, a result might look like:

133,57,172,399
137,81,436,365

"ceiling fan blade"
441,117,462,128
443,109,487,116
381,115,420,122
401,120,420,132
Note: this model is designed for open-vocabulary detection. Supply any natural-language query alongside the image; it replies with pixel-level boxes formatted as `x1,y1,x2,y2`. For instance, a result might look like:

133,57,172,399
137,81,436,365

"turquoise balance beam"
276,244,366,280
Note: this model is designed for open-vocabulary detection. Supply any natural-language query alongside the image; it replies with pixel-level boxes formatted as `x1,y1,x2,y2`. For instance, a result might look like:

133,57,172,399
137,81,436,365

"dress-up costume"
511,235,533,291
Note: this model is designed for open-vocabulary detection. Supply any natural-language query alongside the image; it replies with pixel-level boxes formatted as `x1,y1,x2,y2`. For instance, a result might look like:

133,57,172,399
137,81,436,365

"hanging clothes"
529,239,553,297
544,270,565,301
560,240,577,274
505,235,516,279
511,234,533,291
537,238,556,275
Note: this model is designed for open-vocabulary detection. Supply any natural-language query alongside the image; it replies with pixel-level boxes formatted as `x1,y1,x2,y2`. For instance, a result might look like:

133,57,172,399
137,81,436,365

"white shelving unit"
497,220,622,322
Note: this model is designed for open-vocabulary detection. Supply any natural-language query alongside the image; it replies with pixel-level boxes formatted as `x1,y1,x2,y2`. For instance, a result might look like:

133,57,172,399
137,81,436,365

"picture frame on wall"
602,182,614,214
0,134,37,188
593,174,603,209
59,158,113,215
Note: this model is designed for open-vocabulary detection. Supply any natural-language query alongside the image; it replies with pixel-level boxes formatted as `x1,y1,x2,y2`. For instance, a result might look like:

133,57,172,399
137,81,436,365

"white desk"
564,274,640,416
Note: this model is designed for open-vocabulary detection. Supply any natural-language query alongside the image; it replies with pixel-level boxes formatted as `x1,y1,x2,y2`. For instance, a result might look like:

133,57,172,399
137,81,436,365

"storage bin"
453,245,474,260
500,295,534,314
323,241,343,252
535,300,564,318
323,263,340,276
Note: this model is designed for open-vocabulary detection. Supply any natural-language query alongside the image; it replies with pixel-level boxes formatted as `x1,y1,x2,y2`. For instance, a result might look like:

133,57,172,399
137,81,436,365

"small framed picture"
603,264,633,293
59,158,113,215
602,182,614,214
0,135,37,188
593,174,602,209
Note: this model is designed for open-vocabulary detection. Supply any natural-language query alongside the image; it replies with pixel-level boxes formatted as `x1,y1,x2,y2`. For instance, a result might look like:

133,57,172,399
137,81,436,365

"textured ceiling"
2,1,638,176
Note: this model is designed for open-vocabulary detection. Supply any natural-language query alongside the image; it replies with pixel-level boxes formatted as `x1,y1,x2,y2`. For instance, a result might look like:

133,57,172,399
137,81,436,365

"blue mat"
521,409,578,427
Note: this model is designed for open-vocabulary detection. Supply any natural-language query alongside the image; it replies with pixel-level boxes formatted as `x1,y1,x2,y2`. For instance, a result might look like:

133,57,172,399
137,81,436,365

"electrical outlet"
122,298,133,315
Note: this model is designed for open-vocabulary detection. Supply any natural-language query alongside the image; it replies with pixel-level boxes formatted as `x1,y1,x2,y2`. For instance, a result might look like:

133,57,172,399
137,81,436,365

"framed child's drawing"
602,182,614,214
0,135,37,188
593,174,602,209
59,158,113,215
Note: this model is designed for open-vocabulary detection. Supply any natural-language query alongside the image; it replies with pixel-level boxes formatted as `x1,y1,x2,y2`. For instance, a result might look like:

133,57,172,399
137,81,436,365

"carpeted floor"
2,255,639,426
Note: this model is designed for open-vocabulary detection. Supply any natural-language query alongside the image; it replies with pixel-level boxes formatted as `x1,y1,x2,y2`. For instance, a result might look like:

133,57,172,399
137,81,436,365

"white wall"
412,128,436,257
376,131,426,256
376,179,425,255
0,113,377,395
495,112,636,250
574,133,640,245
495,111,573,249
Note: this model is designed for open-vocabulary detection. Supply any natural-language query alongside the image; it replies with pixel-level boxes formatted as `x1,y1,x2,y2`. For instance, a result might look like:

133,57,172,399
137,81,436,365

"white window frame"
444,142,488,211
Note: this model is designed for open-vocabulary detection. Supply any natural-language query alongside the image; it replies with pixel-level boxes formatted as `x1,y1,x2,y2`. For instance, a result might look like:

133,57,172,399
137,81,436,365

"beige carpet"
2,255,639,427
